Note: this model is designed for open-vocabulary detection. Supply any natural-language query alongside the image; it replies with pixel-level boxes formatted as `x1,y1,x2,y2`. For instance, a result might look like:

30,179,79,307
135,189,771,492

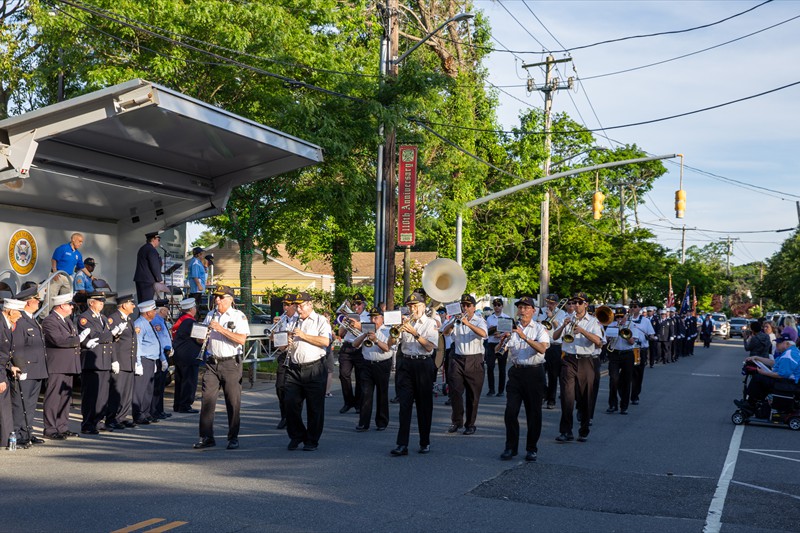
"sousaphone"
421,258,467,369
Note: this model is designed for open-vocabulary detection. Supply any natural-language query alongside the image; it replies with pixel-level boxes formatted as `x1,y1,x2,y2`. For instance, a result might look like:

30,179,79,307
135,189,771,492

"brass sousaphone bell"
421,258,468,369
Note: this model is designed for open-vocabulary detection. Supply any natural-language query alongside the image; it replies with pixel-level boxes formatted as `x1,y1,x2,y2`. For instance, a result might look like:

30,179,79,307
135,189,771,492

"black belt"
511,362,542,368
454,352,483,358
289,358,324,369
403,354,431,360
564,353,594,359
207,355,236,364
364,358,392,364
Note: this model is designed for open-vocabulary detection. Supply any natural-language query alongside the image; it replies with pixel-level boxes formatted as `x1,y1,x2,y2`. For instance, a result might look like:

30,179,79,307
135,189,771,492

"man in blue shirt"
73,257,96,312
50,233,85,301
132,300,162,424
187,247,207,306
738,332,800,408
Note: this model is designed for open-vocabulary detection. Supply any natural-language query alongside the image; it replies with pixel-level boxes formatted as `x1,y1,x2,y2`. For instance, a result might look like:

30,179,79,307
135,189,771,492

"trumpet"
265,312,286,338
390,317,412,339
607,313,632,353
562,315,576,343
495,316,520,354
541,298,568,331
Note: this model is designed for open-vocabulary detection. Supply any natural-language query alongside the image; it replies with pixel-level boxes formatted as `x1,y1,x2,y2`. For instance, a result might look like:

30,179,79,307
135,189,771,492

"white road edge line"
703,424,744,533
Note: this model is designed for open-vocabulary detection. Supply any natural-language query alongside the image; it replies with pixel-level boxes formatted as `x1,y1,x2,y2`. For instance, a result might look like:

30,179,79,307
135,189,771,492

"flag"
680,282,691,314
692,286,697,314
666,274,675,309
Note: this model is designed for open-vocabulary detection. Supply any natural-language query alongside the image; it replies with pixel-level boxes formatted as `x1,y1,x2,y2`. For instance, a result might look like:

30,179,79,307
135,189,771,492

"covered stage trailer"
0,79,323,298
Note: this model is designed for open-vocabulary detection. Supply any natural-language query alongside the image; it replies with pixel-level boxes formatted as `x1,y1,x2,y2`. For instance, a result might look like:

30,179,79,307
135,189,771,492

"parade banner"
397,146,418,246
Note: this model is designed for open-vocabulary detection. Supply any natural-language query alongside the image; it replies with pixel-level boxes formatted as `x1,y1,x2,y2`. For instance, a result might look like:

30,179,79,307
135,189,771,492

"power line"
640,220,794,234
497,0,549,51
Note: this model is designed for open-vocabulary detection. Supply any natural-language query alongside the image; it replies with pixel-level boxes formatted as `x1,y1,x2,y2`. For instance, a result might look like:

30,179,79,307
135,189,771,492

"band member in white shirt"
337,293,369,414
391,292,438,456
553,292,604,443
628,300,655,405
484,297,510,397
273,293,300,430
499,296,550,462
535,293,567,409
284,292,331,452
605,306,646,416
352,307,394,432
441,294,487,435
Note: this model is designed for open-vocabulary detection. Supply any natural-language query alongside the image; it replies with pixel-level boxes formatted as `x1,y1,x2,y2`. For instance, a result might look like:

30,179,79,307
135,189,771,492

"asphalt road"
4,338,799,532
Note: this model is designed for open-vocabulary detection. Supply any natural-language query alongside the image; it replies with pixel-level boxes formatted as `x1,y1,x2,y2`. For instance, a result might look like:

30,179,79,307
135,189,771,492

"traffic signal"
675,189,686,218
592,190,605,220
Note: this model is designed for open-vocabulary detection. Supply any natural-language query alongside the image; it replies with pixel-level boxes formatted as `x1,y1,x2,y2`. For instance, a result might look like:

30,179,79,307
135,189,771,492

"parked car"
711,313,730,338
250,303,274,324
729,317,749,337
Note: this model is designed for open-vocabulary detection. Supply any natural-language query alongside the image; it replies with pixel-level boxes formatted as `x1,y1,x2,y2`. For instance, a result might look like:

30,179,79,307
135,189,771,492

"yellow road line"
111,518,165,533
143,521,188,533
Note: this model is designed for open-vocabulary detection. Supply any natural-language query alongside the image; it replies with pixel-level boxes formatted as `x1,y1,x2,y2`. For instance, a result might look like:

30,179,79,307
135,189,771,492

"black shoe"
16,440,32,449
444,399,452,406
161,412,172,418
97,425,113,432
390,445,408,456
276,418,287,430
418,445,431,454
486,391,495,397
122,421,137,428
106,422,125,430
63,430,79,437
496,392,504,398
44,433,66,440
354,409,360,414
605,406,618,414
227,439,239,450
287,438,302,451
577,435,588,442
390,397,400,404
146,417,159,424
376,426,387,431
303,443,318,451
155,413,168,420
734,399,752,409
134,418,150,425
29,436,46,444
556,433,574,442
631,399,639,405
447,424,462,433
546,401,555,409
193,437,216,449
620,409,628,415
355,425,369,432
500,449,517,460
178,408,199,414
463,426,476,435
339,405,352,414
525,451,537,462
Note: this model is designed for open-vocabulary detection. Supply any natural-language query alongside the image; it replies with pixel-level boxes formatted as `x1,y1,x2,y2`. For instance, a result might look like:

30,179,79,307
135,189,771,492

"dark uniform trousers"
199,357,243,441
338,343,363,409
504,364,545,454
589,357,602,420
133,359,157,422
107,370,134,424
607,350,634,411
559,354,595,438
0,386,12,447
484,342,507,394
135,282,156,304
395,356,435,448
43,373,74,436
543,343,562,404
447,353,484,428
631,347,648,403
284,358,326,446
658,340,672,364
358,358,392,429
173,363,199,412
152,365,167,418
81,368,111,431
648,341,658,367
275,352,288,419
11,378,43,443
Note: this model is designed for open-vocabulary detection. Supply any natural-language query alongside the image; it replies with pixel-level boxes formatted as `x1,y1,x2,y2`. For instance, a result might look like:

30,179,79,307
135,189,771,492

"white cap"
179,298,197,310
52,293,74,306
137,300,156,313
659,309,668,314
668,306,676,312
3,298,25,311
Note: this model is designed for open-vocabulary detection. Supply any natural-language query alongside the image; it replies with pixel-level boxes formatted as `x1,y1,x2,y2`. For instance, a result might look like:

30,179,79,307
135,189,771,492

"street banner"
397,145,418,246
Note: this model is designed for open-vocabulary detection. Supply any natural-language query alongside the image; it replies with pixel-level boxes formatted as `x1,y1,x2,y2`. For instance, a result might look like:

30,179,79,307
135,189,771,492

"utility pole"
723,235,739,276
669,225,696,264
796,200,800,228
522,55,572,306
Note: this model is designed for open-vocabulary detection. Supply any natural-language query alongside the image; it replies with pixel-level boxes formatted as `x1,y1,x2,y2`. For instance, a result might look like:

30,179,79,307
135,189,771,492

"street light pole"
373,9,473,308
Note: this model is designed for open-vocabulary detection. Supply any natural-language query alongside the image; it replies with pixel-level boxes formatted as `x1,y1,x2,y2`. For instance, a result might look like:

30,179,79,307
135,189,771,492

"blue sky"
475,0,800,264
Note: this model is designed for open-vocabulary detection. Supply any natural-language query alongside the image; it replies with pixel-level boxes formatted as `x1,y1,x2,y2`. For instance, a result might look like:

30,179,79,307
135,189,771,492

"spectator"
743,320,772,357
133,232,164,302
50,233,85,302
762,320,777,358
187,247,207,307
73,257,97,312
736,332,800,408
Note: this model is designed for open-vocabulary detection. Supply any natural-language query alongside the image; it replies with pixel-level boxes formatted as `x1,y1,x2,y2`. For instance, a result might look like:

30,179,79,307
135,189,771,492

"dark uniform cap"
295,291,313,303
351,292,367,304
283,292,297,304
16,285,40,300
212,285,235,298
87,291,106,301
571,292,589,303
155,298,169,308
615,306,626,316
84,257,96,266
145,231,163,240
192,246,204,255
460,293,476,305
515,296,536,307
545,293,559,302
368,307,382,317
405,292,426,305
116,294,135,305
492,297,503,306
629,299,641,307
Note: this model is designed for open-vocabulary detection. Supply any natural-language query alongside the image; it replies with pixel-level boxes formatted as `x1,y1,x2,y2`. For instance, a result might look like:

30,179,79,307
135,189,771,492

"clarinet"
197,310,218,360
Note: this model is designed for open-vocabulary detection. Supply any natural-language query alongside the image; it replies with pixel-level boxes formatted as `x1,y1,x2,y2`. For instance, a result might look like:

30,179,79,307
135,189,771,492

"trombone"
607,313,633,353
542,298,568,331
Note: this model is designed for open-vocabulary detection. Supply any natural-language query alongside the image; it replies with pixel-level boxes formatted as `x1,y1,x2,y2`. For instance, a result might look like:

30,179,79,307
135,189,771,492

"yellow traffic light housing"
592,190,605,220
675,189,686,219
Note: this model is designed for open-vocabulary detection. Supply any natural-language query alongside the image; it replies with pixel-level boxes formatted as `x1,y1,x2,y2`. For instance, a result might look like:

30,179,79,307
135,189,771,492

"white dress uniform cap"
138,300,157,313
3,298,25,311
179,298,197,310
52,293,74,306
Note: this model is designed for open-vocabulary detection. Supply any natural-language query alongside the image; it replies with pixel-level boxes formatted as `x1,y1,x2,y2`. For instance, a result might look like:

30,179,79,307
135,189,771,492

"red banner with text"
397,145,418,246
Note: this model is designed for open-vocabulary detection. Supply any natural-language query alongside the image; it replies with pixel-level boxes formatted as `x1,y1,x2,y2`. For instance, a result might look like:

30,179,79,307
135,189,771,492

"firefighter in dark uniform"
171,297,202,413
0,298,24,449
133,231,164,303
105,294,138,429
654,309,673,364
42,292,83,439
77,291,115,434
10,286,48,447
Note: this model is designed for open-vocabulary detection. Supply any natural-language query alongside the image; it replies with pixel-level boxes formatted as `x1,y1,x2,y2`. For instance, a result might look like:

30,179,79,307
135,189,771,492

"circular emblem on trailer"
8,229,37,276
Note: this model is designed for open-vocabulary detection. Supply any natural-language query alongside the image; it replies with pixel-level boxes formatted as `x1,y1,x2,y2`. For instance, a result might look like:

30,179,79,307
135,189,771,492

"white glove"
79,328,91,342
134,362,144,376
111,361,120,374
19,373,27,381
112,323,126,336
87,338,99,349
161,359,168,372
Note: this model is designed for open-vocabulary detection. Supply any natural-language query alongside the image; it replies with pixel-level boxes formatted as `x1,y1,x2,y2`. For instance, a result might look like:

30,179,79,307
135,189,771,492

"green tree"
761,230,800,311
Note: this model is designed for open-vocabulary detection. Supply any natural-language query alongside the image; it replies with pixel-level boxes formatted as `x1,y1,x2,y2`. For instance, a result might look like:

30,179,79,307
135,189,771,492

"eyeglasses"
493,303,503,307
